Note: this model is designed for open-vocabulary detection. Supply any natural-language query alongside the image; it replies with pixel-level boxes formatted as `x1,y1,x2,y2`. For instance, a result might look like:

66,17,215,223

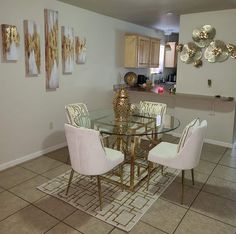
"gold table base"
103,135,157,191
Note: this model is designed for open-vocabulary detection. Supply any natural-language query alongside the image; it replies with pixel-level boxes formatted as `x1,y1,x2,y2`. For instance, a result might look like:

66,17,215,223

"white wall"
176,9,236,146
177,9,236,98
0,0,163,169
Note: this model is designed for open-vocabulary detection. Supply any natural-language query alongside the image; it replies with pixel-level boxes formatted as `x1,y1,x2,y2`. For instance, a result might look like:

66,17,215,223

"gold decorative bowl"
124,72,137,87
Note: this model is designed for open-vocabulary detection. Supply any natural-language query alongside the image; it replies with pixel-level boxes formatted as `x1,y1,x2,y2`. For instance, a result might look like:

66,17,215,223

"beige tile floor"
0,135,236,234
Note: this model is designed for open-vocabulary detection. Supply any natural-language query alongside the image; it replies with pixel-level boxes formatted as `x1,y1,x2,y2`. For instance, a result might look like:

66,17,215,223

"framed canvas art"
61,26,74,74
75,36,86,64
44,9,59,89
24,20,41,76
1,24,20,62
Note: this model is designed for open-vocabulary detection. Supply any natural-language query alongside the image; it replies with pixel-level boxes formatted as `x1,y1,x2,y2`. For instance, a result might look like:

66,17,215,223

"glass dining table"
74,109,180,191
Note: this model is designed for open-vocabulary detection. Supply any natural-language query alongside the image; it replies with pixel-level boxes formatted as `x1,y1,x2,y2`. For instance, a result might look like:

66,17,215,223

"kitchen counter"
113,84,235,102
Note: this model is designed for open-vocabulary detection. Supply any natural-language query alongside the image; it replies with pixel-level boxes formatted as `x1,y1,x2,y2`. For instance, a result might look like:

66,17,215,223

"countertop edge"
113,84,235,103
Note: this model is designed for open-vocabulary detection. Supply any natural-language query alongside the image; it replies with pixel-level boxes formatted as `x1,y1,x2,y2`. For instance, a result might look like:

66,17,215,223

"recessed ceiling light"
166,12,173,15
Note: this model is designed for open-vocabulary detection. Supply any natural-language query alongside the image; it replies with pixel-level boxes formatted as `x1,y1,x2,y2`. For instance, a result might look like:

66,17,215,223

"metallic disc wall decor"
192,25,216,48
176,43,183,52
180,42,202,64
204,40,229,63
226,43,236,59
193,59,203,68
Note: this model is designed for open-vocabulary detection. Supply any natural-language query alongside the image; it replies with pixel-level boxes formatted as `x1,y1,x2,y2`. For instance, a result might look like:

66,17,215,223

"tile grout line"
189,209,236,229
0,203,32,224
2,174,40,191
0,151,76,232
140,220,169,234
1,146,233,233
107,227,117,234
172,148,228,233
46,147,236,232
43,210,83,234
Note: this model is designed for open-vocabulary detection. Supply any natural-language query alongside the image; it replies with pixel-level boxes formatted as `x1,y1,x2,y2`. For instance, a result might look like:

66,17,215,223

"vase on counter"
113,85,131,121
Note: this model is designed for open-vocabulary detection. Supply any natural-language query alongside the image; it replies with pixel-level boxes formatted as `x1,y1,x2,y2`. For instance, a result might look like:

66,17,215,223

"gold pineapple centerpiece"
113,86,131,121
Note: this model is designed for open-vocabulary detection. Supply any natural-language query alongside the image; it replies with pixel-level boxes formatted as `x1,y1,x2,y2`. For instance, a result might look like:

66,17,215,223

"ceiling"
58,0,236,33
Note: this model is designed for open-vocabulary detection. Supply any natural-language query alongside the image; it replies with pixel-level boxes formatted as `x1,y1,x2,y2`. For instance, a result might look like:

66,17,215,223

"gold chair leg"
120,164,124,191
137,165,141,177
181,170,185,205
104,136,109,147
66,156,70,165
191,169,195,186
161,165,164,175
97,175,102,211
146,161,152,191
66,169,74,195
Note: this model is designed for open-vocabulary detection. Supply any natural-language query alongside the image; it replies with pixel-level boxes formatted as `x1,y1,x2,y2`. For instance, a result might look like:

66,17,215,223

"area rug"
38,165,179,232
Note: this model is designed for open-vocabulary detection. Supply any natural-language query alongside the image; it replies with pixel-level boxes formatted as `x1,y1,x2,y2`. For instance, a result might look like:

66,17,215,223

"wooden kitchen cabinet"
164,42,177,68
124,34,160,68
149,38,160,67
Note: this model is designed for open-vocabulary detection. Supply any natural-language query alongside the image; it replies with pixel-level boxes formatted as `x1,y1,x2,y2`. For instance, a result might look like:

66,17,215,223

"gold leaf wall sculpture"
226,43,236,59
192,25,216,48
62,26,74,74
44,9,59,90
204,40,229,63
177,24,236,67
180,42,202,64
24,20,41,76
1,24,20,61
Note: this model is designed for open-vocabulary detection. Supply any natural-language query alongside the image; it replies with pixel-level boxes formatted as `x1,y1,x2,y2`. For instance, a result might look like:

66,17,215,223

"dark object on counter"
214,95,234,101
167,73,176,82
137,75,148,85
124,72,137,87
169,87,176,94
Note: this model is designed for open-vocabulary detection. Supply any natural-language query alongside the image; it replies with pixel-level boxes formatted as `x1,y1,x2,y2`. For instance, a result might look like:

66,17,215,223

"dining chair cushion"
148,142,178,163
148,120,207,170
177,118,200,153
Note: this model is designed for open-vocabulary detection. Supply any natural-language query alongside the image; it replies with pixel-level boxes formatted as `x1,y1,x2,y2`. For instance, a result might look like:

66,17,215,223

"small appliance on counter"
137,75,149,85
166,73,176,82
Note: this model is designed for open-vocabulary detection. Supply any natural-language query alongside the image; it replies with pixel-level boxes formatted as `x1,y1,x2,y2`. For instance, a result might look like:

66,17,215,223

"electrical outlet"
208,79,212,87
49,121,53,129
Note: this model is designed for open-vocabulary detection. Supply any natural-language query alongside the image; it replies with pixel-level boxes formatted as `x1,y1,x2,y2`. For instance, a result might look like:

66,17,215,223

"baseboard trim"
0,133,233,172
171,132,232,148
0,142,67,172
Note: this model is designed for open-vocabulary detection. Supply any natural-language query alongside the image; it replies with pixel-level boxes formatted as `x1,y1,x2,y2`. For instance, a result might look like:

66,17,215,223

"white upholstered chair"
139,101,167,118
147,119,207,204
65,102,110,147
65,103,91,128
139,101,167,141
64,124,124,210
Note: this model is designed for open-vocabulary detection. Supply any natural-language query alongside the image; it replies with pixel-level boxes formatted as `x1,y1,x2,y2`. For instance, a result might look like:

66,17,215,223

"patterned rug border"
37,167,179,232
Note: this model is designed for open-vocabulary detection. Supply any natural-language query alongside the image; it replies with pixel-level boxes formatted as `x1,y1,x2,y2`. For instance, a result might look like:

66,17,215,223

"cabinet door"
138,36,150,67
149,39,160,68
124,35,138,68
164,42,177,68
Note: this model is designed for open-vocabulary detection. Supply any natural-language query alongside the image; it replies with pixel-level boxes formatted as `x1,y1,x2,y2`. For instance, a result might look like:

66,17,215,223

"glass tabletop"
80,109,180,137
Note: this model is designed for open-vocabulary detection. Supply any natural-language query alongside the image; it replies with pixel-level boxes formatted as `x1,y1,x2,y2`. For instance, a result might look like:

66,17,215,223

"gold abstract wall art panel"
75,36,86,64
61,26,74,74
1,24,20,62
44,9,59,90
24,20,41,76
